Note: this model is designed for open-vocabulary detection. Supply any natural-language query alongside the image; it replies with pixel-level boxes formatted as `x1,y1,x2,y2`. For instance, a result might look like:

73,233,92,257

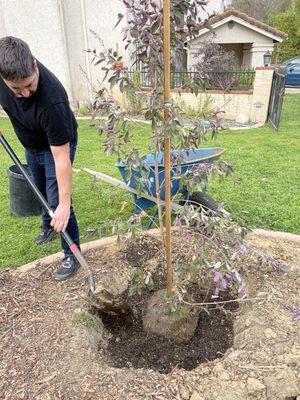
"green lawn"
0,94,299,269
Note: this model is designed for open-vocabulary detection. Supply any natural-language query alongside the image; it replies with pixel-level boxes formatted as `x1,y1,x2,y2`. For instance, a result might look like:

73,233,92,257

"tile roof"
196,7,288,40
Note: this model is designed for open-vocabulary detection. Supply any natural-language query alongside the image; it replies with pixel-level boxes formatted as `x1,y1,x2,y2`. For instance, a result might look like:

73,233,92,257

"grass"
75,311,94,327
0,94,299,269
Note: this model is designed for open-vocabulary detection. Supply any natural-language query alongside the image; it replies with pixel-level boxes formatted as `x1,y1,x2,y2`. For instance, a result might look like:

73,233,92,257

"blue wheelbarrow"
116,147,226,227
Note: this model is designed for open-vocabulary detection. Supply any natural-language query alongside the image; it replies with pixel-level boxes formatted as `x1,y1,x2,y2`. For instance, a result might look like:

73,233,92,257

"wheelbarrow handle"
0,131,95,293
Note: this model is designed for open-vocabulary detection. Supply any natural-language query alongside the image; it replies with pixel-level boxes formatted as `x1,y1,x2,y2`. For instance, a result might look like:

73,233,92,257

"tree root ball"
142,289,200,343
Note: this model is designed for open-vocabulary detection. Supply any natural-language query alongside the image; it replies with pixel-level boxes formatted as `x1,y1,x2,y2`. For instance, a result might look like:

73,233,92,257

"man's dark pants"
25,141,80,257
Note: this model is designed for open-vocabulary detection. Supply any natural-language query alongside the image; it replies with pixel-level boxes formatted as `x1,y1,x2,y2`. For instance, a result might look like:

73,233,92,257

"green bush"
175,95,214,119
268,9,300,63
76,103,91,117
126,70,147,115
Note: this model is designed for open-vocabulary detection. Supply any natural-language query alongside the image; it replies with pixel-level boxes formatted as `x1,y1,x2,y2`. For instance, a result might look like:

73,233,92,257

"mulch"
0,231,299,400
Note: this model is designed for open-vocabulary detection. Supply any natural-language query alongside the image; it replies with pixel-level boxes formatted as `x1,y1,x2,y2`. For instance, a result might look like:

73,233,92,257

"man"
0,36,80,281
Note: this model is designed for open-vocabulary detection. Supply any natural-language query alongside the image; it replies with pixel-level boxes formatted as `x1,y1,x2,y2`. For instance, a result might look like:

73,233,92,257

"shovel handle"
0,131,95,293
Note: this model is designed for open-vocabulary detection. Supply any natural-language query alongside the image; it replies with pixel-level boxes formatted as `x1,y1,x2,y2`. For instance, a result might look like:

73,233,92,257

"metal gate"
268,65,286,131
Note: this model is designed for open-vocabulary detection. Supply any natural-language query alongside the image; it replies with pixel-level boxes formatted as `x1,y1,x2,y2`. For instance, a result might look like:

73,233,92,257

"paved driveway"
285,87,300,94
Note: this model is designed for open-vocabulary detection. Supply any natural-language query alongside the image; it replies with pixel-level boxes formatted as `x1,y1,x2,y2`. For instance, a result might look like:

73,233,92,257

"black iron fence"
127,68,255,91
268,65,286,130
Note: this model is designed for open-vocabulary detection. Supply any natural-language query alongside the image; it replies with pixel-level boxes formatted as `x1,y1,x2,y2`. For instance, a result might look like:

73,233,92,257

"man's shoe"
35,227,57,245
54,256,80,281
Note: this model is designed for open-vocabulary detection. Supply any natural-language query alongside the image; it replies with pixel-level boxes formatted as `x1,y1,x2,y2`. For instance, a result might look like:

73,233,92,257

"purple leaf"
292,309,300,321
220,277,227,289
214,271,222,283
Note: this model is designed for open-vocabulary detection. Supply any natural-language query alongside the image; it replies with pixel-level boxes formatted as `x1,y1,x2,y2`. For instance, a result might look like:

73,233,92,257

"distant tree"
194,40,241,90
230,0,291,21
268,6,300,62
295,0,300,36
195,40,239,73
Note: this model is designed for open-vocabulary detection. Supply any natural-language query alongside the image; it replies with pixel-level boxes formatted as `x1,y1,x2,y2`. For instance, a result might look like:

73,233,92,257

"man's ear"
33,59,38,71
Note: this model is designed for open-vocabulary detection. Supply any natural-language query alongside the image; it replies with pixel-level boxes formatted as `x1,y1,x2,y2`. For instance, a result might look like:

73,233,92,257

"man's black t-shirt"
0,61,77,152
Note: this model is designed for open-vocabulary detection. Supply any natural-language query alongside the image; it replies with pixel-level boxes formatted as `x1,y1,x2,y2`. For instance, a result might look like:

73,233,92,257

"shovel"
0,131,105,309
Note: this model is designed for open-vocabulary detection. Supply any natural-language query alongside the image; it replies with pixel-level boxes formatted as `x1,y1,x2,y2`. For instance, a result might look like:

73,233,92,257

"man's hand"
50,143,72,232
51,203,70,232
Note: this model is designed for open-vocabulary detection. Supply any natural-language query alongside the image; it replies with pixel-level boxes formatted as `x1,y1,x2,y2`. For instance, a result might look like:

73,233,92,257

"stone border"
251,228,300,244
13,228,300,276
13,228,162,275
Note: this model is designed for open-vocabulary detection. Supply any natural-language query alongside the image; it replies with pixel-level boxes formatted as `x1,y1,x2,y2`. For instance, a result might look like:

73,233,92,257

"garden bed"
0,231,299,400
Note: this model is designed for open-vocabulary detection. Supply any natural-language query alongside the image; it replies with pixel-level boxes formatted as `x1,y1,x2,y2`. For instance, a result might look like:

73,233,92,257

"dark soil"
122,234,162,267
90,232,239,374
97,283,237,374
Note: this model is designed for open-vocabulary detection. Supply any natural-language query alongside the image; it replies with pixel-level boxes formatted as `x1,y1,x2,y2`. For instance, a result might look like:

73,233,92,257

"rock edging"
13,228,300,276
13,228,162,275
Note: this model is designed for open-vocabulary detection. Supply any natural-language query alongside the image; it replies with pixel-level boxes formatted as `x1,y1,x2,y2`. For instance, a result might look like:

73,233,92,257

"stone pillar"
251,67,274,124
250,43,275,68
242,44,252,68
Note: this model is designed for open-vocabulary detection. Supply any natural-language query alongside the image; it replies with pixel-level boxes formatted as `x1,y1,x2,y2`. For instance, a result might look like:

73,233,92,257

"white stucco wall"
197,22,276,44
198,0,224,19
0,0,129,104
0,0,73,96
60,0,88,102
82,0,129,96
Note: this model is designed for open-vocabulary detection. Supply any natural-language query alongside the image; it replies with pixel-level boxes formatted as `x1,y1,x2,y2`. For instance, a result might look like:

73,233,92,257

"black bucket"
8,164,42,217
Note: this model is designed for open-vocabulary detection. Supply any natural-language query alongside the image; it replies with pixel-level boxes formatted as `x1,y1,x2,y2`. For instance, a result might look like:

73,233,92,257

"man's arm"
50,142,72,232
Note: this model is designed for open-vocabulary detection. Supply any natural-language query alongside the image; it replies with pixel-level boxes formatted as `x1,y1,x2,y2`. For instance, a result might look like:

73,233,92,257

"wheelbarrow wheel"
184,191,219,212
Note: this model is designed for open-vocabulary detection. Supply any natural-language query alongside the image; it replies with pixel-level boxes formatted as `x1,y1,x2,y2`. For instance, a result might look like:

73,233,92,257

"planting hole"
97,294,237,374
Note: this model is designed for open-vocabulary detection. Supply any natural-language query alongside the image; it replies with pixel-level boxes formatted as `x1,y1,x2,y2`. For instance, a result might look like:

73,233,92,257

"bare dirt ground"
0,232,299,400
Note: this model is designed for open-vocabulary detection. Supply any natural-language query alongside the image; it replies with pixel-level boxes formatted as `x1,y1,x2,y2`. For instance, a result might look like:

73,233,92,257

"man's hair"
0,36,35,81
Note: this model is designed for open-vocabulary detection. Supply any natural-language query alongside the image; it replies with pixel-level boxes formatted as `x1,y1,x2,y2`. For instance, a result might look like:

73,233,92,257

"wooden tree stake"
163,0,173,296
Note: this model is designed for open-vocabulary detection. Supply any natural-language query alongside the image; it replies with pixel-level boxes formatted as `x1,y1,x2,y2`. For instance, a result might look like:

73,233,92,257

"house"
0,0,287,106
187,7,288,69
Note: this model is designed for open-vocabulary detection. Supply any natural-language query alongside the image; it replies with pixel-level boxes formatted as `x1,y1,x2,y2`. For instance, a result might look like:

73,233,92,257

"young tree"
87,0,282,310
